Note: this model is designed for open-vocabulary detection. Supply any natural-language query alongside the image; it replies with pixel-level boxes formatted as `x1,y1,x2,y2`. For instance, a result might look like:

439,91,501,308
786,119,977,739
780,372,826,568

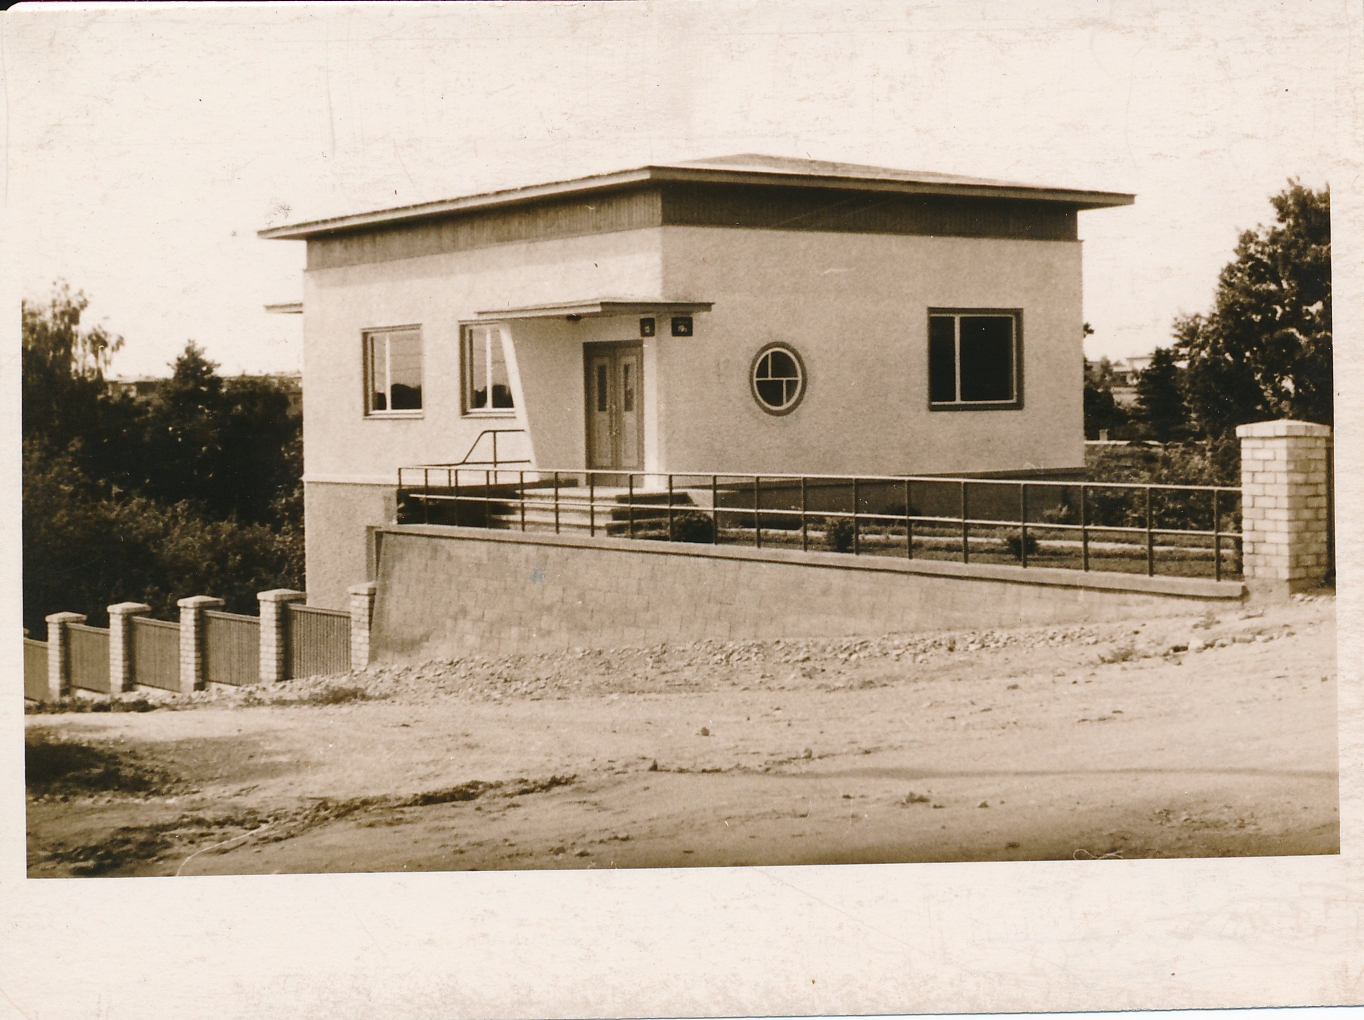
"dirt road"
25,594,1337,876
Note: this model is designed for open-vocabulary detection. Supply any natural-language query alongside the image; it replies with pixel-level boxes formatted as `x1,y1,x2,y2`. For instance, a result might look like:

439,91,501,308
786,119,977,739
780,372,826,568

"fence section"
203,610,261,687
398,468,1244,582
68,623,111,694
131,616,180,691
288,604,351,679
24,638,49,701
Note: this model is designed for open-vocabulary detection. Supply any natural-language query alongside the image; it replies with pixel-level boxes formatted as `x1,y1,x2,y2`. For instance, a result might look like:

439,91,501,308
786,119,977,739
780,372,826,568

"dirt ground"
25,593,1337,877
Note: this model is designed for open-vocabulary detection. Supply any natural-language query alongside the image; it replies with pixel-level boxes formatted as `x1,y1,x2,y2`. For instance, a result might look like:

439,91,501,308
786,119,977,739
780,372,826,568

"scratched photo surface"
4,2,1358,1017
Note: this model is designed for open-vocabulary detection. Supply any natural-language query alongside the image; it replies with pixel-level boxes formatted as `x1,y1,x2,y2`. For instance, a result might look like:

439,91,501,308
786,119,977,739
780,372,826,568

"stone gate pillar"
1235,420,1333,598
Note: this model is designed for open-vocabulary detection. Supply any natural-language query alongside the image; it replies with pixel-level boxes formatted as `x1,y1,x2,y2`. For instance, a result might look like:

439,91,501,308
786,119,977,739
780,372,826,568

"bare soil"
25,594,1337,877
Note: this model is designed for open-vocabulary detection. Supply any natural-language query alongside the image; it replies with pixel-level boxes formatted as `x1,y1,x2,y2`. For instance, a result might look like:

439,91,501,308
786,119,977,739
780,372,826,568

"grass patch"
26,696,160,715
25,729,177,799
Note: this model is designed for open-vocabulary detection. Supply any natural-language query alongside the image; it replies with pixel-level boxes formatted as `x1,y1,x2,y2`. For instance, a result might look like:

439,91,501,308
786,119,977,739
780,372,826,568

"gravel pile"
97,598,1326,712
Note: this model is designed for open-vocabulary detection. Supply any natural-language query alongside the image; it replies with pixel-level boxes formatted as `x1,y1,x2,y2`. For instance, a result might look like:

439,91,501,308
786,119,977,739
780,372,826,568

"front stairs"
485,483,700,536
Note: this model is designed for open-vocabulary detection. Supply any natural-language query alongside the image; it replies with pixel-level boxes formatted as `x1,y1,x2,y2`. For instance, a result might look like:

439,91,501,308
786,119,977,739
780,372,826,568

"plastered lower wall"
370,527,1242,662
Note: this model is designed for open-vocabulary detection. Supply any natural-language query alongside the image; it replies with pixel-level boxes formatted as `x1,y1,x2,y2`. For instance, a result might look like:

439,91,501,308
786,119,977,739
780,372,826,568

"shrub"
1003,531,1040,560
669,510,716,544
824,516,856,553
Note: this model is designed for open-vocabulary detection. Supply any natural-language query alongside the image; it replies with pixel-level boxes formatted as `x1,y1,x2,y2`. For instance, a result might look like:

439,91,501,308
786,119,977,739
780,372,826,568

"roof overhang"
259,163,1134,241
474,299,714,322
264,302,303,314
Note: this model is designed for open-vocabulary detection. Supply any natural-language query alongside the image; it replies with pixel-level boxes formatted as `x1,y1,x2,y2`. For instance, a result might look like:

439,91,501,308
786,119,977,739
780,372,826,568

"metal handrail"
395,467,1243,580
406,429,531,470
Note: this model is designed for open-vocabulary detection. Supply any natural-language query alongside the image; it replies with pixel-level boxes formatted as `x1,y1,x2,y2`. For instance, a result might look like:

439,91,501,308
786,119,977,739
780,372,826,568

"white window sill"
365,411,424,420
462,410,518,419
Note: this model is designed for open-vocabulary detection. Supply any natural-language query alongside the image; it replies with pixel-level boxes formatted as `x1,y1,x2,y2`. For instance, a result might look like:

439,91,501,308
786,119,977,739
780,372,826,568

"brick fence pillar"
1235,419,1333,598
348,582,378,670
45,612,86,701
258,589,306,683
177,595,224,693
106,602,151,695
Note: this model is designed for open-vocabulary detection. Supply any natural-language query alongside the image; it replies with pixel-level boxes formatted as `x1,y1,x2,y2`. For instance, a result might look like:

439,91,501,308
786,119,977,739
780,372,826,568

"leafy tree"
139,343,303,528
1134,346,1190,442
22,285,305,630
1083,357,1129,439
1174,180,1331,436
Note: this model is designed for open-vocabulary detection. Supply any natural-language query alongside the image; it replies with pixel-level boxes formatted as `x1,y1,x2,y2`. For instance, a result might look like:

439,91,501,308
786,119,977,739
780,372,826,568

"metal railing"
396,468,1243,582
407,429,532,473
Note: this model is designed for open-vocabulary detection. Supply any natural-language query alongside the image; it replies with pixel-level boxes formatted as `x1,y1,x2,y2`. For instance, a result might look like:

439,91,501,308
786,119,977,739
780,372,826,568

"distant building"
1109,355,1152,408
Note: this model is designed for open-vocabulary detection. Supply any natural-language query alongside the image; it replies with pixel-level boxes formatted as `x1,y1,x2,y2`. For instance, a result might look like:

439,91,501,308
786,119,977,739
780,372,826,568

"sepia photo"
4,1,1358,1016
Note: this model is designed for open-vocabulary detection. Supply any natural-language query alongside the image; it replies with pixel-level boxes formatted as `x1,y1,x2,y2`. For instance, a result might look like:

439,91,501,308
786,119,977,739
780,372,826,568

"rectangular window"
927,310,1021,409
364,327,422,415
463,325,515,412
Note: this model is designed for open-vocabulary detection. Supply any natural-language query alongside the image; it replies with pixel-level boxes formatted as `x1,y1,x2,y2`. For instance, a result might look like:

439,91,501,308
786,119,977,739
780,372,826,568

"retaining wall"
370,525,1245,662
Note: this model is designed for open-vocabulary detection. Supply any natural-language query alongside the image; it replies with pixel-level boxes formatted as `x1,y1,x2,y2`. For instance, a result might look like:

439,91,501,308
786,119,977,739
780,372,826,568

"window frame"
461,323,517,417
926,308,1024,411
749,342,808,417
362,325,424,419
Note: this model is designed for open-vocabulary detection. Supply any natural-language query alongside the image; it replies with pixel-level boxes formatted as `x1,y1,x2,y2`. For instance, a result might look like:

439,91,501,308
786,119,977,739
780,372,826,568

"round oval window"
751,343,806,415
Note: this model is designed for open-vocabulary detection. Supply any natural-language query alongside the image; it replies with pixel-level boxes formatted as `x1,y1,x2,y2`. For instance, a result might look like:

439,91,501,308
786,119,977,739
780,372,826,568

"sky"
3,1,1357,378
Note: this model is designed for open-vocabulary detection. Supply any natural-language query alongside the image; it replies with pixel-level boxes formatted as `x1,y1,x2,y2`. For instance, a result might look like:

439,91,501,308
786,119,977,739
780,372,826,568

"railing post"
905,479,914,560
1145,486,1155,577
1019,483,1029,568
485,469,492,529
711,475,719,544
422,468,430,525
801,476,808,552
1212,488,1221,583
453,469,461,526
754,476,762,549
257,589,304,684
589,476,596,537
45,612,85,700
960,480,969,564
852,477,860,556
628,474,635,539
107,602,151,695
1080,485,1089,572
492,431,499,468
553,471,560,535
519,470,526,532
348,582,378,671
178,595,224,694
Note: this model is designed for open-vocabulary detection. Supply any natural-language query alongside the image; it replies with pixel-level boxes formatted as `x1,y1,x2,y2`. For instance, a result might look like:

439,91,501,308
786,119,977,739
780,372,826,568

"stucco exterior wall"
304,480,394,608
370,527,1242,662
655,227,1085,476
300,228,664,482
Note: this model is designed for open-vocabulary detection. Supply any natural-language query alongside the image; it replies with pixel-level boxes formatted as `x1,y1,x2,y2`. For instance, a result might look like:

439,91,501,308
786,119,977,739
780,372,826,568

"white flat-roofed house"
261,155,1133,607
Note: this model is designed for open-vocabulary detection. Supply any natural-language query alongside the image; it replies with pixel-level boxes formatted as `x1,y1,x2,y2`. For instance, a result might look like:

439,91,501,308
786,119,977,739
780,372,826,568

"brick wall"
1236,420,1333,596
370,526,1243,662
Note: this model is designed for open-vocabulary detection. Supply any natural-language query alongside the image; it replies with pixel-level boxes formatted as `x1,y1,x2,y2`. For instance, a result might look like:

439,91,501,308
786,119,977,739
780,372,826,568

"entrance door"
585,342,643,472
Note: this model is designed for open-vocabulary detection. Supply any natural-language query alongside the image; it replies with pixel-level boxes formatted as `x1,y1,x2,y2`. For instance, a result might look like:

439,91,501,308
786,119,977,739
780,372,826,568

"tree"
1134,346,1190,442
139,343,303,528
1083,357,1129,439
1174,180,1331,436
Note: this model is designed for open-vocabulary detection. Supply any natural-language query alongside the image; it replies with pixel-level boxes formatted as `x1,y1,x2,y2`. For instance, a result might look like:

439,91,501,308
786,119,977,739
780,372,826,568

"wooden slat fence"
203,610,261,686
68,623,111,694
288,604,351,679
24,638,49,701
132,617,181,691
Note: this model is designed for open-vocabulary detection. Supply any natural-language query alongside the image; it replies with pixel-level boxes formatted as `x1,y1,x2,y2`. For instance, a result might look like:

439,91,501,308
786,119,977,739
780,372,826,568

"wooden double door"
585,341,643,472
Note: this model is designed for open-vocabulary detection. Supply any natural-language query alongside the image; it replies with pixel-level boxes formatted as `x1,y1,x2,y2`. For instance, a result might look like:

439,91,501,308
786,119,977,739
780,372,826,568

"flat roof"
259,154,1134,240
474,299,713,321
